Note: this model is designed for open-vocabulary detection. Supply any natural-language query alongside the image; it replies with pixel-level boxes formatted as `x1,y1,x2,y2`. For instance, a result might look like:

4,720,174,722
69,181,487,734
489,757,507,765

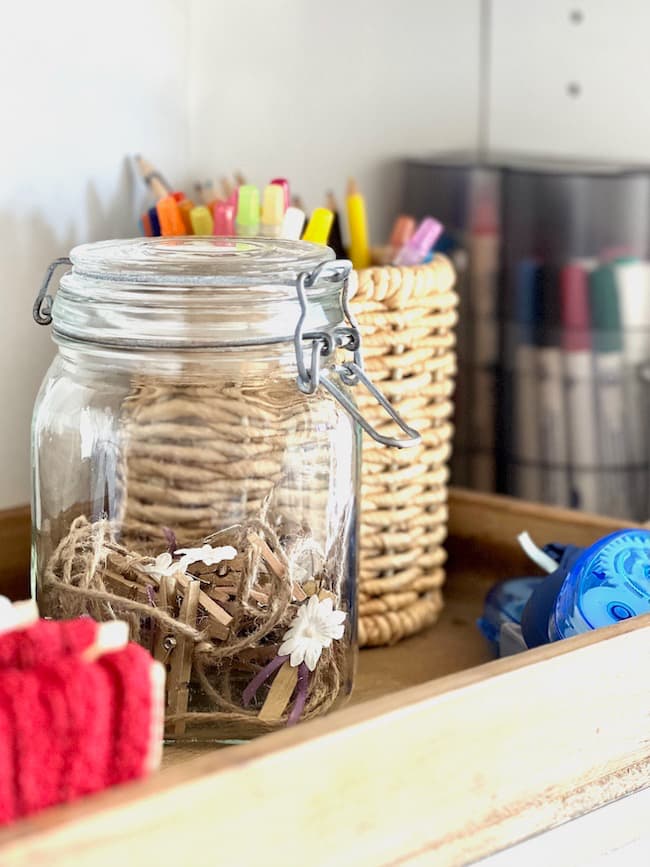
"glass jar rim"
48,237,347,351
68,236,334,287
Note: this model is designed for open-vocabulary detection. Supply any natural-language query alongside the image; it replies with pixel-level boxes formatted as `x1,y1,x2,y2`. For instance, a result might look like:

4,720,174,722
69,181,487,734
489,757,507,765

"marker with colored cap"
190,205,214,235
212,200,235,236
260,184,285,237
346,180,371,269
147,205,161,237
235,185,260,237
270,178,290,212
389,215,416,251
393,217,443,266
589,263,630,517
372,215,416,266
535,265,571,506
281,206,306,241
302,207,334,245
615,259,650,518
511,259,542,502
560,260,599,512
156,195,186,236
178,199,194,234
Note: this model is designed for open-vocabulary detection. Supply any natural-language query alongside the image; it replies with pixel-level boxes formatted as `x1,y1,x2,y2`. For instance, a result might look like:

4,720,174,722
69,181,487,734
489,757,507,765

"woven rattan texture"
352,256,458,647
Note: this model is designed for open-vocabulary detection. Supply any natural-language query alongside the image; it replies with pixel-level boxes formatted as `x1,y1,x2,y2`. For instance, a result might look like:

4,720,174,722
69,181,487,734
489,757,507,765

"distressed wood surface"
0,491,647,866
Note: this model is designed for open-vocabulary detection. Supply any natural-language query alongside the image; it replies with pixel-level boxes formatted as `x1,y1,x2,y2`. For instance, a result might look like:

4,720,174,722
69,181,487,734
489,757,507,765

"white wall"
9,0,650,510
1,0,481,509
187,0,481,242
488,0,650,160
0,0,190,508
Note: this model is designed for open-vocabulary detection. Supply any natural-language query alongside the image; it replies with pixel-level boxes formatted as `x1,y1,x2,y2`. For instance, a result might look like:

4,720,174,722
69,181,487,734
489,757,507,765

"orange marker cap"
156,195,187,236
389,215,416,249
178,199,194,234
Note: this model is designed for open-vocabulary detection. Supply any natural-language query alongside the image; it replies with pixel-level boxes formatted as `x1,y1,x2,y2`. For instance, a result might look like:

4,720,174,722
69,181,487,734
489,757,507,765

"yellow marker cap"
302,207,334,245
346,192,370,269
189,205,214,235
261,184,285,227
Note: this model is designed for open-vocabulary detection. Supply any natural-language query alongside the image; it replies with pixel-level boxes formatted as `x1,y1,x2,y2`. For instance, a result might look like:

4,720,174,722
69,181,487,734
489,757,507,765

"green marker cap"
588,264,622,353
236,185,260,227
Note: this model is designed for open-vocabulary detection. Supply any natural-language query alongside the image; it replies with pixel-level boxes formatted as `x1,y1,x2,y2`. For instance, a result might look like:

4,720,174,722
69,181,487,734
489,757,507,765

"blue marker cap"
550,529,650,640
148,205,161,237
514,259,541,344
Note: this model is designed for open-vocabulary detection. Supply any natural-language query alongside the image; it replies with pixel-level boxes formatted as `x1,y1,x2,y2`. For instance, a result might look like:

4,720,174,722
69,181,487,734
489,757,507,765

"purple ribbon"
242,654,289,707
287,662,310,727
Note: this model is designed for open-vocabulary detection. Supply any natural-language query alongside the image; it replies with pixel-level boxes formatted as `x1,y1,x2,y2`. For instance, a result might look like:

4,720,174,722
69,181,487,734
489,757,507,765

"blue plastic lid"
551,529,650,639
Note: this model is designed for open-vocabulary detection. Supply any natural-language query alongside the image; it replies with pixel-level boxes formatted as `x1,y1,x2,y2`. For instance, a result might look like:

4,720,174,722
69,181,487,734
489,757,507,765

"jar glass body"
31,239,360,742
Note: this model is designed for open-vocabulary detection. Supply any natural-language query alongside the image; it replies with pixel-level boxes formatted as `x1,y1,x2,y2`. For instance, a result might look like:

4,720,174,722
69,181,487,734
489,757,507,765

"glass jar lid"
68,237,334,286
46,237,345,349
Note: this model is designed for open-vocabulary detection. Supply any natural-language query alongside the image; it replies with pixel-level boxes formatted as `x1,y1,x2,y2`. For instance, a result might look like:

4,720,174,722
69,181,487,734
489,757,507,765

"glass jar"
31,237,418,743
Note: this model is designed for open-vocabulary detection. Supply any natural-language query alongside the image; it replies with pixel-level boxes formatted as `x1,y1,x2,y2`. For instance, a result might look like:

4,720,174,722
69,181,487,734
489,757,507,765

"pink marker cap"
270,178,290,212
560,263,591,351
213,201,235,236
394,217,443,266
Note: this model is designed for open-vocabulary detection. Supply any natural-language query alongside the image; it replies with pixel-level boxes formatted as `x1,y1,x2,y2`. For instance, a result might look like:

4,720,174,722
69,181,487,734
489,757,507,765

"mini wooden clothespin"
258,663,299,723
168,578,200,737
153,575,178,666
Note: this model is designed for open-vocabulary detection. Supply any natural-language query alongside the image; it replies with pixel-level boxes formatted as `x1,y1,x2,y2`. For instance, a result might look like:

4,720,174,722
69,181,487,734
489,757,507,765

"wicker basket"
351,256,458,647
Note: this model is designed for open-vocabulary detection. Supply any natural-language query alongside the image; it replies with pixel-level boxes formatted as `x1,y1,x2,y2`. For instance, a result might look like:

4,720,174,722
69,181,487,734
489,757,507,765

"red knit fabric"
0,667,58,815
59,658,116,801
51,656,114,807
0,638,158,825
98,644,154,784
0,689,16,823
0,618,98,669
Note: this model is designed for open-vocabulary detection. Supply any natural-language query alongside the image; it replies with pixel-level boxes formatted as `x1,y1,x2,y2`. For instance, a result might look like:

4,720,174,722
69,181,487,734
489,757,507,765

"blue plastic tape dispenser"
478,529,650,655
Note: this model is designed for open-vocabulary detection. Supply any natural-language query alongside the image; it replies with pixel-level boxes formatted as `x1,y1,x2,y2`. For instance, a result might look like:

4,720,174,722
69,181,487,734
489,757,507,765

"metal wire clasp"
294,261,421,449
33,257,71,325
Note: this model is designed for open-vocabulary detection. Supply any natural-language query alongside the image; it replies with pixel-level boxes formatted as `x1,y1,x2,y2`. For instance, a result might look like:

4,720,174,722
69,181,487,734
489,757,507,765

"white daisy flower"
139,552,182,580
279,595,347,672
174,544,237,572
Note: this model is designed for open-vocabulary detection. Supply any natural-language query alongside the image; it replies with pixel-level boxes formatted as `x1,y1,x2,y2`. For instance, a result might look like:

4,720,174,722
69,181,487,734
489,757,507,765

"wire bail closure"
294,261,421,449
33,257,71,326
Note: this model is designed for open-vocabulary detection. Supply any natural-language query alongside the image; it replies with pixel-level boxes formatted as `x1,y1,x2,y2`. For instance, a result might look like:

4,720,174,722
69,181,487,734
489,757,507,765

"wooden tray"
1,489,649,865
